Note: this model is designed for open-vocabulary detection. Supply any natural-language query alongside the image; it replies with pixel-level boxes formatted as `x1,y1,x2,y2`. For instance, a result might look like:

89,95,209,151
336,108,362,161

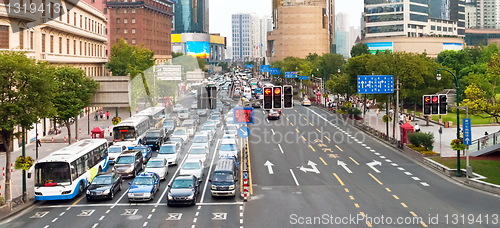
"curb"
0,199,38,222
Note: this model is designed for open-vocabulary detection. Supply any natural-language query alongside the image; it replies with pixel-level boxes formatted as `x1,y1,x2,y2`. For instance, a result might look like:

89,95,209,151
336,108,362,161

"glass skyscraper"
173,0,209,34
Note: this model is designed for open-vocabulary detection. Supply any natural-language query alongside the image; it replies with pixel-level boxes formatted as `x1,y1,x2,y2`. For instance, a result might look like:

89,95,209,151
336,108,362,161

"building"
335,13,351,58
465,28,500,46
362,0,466,57
267,0,335,62
231,13,258,62
0,0,108,151
106,0,174,63
466,0,500,29
172,0,209,34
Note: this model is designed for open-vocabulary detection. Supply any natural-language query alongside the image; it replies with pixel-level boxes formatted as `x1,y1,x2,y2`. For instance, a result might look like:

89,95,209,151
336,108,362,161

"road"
245,104,500,227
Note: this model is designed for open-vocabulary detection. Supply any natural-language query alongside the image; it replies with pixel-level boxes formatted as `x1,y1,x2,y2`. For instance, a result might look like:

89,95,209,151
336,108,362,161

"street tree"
0,51,56,203
350,43,370,57
52,66,99,144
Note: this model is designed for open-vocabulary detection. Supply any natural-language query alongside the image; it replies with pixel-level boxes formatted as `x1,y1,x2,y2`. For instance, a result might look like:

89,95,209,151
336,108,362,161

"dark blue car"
127,172,160,202
129,145,152,163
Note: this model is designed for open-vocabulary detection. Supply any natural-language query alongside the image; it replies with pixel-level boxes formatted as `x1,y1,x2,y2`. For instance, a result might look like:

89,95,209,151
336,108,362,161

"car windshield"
159,145,176,154
168,138,183,144
115,156,134,164
205,120,216,125
163,121,174,128
193,135,208,143
190,148,206,154
212,172,234,182
182,162,201,170
145,132,161,138
220,144,237,151
146,161,165,168
226,125,237,131
173,130,186,135
108,147,122,153
211,116,220,120
133,147,147,153
180,109,189,113
132,177,154,185
202,126,215,131
92,176,112,185
172,179,194,189
222,135,235,140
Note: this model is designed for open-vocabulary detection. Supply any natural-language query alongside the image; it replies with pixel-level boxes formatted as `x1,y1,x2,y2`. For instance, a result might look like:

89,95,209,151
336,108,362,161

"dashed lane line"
319,157,328,166
368,173,383,185
349,157,360,165
332,173,345,186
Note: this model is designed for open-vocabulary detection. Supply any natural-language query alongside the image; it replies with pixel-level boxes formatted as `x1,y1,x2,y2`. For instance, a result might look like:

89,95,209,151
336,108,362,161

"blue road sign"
284,71,298,78
270,68,281,75
245,64,253,69
463,118,472,145
357,75,394,94
298,75,309,80
260,65,270,72
238,126,250,138
254,87,263,94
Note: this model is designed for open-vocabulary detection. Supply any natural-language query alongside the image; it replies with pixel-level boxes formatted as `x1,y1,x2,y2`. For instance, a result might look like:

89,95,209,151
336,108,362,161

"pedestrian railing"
466,129,500,155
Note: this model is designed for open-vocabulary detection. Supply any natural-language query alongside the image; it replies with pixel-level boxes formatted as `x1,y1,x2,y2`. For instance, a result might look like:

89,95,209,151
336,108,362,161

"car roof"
148,158,166,162
174,174,196,180
183,159,202,164
136,172,158,177
221,139,237,144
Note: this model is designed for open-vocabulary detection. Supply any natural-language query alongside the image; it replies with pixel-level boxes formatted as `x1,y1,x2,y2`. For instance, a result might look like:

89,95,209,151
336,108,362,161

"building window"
67,38,70,54
116,18,120,24
74,12,77,26
132,18,136,24
50,35,54,53
124,18,128,24
131,38,136,44
80,15,83,28
30,31,34,49
80,41,82,55
67,10,70,24
104,8,107,14
59,37,62,53
124,29,128,34
85,17,87,30
74,39,76,54
132,9,136,14
19,29,24,49
116,28,120,34
131,28,136,34
124,9,127,13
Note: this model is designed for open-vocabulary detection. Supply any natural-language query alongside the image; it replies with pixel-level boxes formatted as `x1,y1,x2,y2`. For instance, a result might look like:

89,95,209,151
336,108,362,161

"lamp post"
437,68,461,177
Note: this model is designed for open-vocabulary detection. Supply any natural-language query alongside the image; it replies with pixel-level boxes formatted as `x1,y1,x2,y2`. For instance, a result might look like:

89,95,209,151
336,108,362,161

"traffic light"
208,86,217,109
439,94,447,115
273,86,282,109
283,85,293,109
423,95,431,115
431,95,439,115
197,87,209,109
263,87,273,110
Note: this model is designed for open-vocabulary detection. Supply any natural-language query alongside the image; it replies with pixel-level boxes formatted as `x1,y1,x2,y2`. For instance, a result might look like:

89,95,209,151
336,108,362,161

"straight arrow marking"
337,160,352,173
264,160,274,175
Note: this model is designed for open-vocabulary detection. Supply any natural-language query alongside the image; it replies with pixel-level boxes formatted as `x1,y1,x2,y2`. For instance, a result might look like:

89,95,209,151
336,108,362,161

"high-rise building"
335,13,350,58
107,0,174,63
467,0,500,29
173,0,209,34
232,13,265,62
267,0,335,61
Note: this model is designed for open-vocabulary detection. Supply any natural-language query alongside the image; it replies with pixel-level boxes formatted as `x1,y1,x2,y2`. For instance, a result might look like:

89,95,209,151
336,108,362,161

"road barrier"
51,137,54,143
240,129,252,201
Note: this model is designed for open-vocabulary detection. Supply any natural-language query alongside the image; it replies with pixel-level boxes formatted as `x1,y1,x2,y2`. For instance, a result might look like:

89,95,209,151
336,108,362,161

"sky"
209,0,364,40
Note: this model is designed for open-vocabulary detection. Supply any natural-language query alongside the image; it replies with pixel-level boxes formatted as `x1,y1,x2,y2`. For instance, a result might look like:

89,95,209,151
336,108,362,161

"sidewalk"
0,107,131,208
360,109,500,157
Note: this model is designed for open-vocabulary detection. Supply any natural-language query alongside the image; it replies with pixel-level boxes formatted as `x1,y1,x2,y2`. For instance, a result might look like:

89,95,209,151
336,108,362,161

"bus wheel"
78,182,84,195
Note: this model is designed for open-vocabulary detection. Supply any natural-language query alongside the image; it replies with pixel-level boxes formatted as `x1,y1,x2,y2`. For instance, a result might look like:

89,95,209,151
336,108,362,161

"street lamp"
437,68,461,177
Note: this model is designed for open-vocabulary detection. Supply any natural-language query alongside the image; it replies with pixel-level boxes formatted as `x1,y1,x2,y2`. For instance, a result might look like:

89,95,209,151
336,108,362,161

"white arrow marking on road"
367,160,382,173
299,160,320,174
337,160,352,173
264,160,274,174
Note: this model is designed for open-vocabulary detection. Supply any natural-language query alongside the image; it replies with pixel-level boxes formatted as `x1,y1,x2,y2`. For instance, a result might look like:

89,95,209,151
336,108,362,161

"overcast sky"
209,0,364,39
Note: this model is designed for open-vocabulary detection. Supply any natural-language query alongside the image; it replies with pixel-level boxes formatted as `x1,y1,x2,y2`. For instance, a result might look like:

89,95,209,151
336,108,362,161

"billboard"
185,41,210,59
366,42,393,54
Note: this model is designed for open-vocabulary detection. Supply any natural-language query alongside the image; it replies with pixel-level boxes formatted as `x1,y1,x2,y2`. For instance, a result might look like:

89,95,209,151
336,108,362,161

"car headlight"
211,185,216,190
126,166,134,172
86,190,90,195
143,193,151,197
103,189,110,195
228,185,235,190
127,193,134,197
187,194,194,200
167,195,173,200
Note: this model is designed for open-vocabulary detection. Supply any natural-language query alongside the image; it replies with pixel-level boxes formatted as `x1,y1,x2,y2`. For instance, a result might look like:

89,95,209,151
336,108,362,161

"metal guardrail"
466,129,500,154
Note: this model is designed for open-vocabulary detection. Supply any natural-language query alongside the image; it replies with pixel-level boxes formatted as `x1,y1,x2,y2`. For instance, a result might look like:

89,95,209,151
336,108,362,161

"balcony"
0,5,38,22
39,52,107,64
39,18,107,43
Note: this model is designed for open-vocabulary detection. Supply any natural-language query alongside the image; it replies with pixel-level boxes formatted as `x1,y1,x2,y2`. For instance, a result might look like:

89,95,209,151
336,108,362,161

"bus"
30,139,109,200
136,107,166,129
112,115,150,146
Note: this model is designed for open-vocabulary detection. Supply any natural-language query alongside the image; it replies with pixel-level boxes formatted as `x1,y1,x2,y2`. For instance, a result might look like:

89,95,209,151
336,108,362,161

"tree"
172,52,184,58
197,57,207,71
107,38,155,106
350,43,370,57
0,51,55,203
52,66,99,144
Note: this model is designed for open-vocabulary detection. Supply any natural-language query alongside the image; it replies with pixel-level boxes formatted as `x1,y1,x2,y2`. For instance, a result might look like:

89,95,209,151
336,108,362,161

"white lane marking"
412,177,421,181
421,182,429,186
375,153,380,155
266,118,269,123
195,212,199,216
240,219,244,224
147,214,152,219
105,210,110,214
191,225,196,228
370,150,376,152
201,139,222,203
193,218,198,223
361,144,367,147
143,222,148,227
404,172,413,176
59,212,65,216
385,159,392,163
380,156,386,159
91,223,98,228
271,129,276,135
40,202,244,208
278,144,284,154
44,226,49,228
391,163,398,166
151,208,155,213
398,167,405,171
99,216,105,221
52,218,58,223
366,147,372,150
289,169,300,186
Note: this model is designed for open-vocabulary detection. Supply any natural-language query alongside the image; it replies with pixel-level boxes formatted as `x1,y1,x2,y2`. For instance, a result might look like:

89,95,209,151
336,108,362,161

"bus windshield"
34,162,71,187
113,126,136,141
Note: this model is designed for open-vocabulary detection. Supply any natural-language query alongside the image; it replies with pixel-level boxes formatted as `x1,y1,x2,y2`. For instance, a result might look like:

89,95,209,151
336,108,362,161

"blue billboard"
185,41,210,59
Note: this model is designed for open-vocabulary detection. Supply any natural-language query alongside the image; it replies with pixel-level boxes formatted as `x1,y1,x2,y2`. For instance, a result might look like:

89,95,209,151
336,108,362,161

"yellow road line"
349,195,355,200
335,145,343,152
73,195,85,205
309,123,313,126
366,221,373,227
393,195,399,200
410,211,417,217
303,117,307,121
332,173,345,186
359,212,365,217
385,188,392,192
319,157,328,166
368,173,383,185
401,203,408,208
286,117,289,121
316,128,321,133
349,157,360,165
290,122,294,126
344,188,349,193
324,136,331,141
309,145,316,152
420,221,428,227
295,129,299,133
301,136,307,141
354,203,360,208
245,138,253,195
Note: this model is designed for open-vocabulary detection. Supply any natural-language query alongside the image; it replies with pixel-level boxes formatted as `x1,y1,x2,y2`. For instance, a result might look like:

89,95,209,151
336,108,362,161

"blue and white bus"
31,139,109,200
135,107,167,129
112,115,150,146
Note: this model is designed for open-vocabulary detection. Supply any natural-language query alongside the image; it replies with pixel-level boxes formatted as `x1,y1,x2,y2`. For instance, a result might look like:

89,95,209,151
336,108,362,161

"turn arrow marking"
264,160,274,174
367,160,382,173
337,160,352,173
299,160,320,174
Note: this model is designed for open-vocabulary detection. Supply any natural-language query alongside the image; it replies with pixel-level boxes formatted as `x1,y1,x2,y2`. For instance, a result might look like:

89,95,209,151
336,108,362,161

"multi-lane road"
2,97,500,228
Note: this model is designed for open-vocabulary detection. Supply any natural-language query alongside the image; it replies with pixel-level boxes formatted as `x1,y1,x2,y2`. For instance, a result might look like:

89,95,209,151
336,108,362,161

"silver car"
157,143,181,166
179,159,204,182
144,158,169,180
187,146,209,166
192,133,210,148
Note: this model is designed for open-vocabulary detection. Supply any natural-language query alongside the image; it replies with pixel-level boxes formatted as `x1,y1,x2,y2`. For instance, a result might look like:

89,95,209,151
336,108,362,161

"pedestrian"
376,109,380,116
36,134,42,147
100,110,104,120
414,123,420,132
106,111,110,120
95,111,99,121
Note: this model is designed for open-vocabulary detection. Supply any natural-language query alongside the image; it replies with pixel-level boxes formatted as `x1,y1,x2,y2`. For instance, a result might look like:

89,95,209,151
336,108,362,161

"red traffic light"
432,96,439,103
274,87,281,95
264,88,272,95
424,96,431,104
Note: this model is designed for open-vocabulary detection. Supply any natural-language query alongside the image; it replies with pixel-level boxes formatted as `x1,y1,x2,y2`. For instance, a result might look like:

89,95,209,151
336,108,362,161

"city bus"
136,107,166,129
112,115,151,146
30,139,109,200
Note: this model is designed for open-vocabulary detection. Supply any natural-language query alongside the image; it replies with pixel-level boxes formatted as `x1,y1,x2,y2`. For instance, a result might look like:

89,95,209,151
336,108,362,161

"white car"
200,125,217,136
179,160,204,182
219,139,239,158
144,158,168,180
301,99,311,106
157,143,181,166
224,124,238,137
173,104,183,113
187,146,209,166
192,133,211,148
171,127,189,142
107,145,127,164
178,109,190,120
